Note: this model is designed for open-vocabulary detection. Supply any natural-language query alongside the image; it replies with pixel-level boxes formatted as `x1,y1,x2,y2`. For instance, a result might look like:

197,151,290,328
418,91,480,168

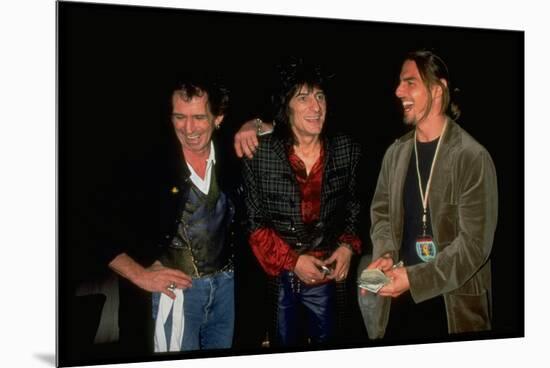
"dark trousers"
384,291,448,342
276,271,335,347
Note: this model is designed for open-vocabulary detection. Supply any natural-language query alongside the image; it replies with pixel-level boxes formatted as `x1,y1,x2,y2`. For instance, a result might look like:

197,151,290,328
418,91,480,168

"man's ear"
432,78,448,98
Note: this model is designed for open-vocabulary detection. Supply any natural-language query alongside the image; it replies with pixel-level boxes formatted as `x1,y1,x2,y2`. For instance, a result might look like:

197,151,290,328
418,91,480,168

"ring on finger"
167,281,176,291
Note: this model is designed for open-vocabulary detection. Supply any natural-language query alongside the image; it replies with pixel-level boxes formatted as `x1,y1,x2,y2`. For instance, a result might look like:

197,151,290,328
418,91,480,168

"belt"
284,271,333,294
192,261,234,279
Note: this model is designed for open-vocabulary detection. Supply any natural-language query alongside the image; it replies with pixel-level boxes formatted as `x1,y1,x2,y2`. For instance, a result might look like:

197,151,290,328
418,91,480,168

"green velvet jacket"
367,119,498,337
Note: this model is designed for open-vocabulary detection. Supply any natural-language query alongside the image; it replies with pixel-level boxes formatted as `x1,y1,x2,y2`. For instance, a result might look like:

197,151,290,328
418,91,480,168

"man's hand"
135,261,193,299
234,119,259,159
233,119,274,159
366,254,394,272
293,254,325,285
377,266,410,298
324,245,353,282
359,254,394,296
109,254,192,300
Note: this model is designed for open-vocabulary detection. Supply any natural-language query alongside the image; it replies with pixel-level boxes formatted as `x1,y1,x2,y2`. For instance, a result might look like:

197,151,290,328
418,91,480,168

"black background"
57,1,524,366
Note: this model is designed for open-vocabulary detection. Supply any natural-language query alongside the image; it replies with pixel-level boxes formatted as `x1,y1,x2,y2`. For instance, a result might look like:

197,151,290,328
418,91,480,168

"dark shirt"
385,137,448,341
401,138,437,265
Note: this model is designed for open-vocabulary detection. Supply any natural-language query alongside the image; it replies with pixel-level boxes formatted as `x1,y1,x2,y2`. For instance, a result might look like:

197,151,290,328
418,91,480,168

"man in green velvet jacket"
361,50,498,340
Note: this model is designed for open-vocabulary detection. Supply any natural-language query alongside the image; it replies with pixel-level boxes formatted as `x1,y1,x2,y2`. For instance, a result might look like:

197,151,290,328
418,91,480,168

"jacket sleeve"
90,169,139,266
370,145,399,260
249,228,299,276
408,149,498,303
241,156,266,233
93,162,165,268
341,141,363,251
241,156,299,275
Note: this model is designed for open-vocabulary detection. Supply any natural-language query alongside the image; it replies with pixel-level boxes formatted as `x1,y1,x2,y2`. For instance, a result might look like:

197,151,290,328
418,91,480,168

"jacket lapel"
391,132,414,250
427,119,460,240
320,138,334,221
270,137,303,230
271,136,289,165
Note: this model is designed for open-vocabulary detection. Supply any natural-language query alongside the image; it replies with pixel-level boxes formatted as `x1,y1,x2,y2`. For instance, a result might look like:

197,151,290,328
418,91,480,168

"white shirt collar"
207,141,216,165
185,141,216,195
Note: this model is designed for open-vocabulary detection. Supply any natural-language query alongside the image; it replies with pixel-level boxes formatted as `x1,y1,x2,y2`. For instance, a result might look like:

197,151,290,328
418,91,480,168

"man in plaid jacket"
241,59,362,347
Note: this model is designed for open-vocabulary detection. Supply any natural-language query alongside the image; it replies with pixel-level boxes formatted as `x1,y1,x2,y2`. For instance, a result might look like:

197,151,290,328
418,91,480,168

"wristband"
254,118,263,136
255,118,275,136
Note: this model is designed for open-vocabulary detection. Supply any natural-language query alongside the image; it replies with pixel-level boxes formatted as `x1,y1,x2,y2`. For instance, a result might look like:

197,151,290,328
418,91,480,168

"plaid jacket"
242,133,361,253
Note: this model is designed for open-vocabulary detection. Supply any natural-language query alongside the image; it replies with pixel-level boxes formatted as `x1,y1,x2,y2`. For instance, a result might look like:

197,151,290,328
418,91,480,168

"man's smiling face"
395,59,432,126
171,92,222,155
288,84,326,139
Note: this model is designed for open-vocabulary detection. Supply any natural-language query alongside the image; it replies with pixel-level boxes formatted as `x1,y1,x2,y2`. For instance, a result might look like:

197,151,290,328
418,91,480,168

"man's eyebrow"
296,89,324,96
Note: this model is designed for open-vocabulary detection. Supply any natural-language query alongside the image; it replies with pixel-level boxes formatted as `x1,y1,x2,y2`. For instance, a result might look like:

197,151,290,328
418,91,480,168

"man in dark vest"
106,75,238,353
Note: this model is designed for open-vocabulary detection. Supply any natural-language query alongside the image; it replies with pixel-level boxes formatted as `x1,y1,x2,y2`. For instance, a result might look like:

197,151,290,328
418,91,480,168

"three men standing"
104,50,499,353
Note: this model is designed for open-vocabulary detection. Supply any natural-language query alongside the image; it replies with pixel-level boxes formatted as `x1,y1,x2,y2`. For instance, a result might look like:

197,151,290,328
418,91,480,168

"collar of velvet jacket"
394,118,461,187
395,117,459,148
389,118,462,248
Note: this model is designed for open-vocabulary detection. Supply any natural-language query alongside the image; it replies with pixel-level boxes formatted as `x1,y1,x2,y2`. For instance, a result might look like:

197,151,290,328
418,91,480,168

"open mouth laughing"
402,100,413,113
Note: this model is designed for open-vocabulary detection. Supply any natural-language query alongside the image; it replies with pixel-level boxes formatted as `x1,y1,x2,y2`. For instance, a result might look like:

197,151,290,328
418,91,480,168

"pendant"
415,235,437,262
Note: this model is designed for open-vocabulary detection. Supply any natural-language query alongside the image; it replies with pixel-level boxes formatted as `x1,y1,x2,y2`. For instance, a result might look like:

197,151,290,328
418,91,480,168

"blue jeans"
277,271,335,346
152,271,234,351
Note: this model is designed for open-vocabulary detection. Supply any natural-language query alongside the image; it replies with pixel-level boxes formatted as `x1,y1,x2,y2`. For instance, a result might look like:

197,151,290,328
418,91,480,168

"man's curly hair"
272,57,334,144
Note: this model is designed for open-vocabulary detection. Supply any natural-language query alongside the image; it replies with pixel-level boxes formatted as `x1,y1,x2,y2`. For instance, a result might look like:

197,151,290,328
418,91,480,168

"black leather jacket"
101,137,243,272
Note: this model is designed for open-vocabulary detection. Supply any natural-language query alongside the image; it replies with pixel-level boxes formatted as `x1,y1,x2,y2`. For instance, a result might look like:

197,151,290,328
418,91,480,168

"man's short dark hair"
172,74,229,117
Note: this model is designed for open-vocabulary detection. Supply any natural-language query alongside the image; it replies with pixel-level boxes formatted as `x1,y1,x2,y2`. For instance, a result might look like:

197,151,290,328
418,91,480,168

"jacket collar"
391,118,461,246
175,139,219,189
395,117,460,148
270,135,333,167
270,134,337,224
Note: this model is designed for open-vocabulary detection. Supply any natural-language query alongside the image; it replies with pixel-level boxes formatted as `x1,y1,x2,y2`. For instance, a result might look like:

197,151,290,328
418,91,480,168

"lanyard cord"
414,120,448,233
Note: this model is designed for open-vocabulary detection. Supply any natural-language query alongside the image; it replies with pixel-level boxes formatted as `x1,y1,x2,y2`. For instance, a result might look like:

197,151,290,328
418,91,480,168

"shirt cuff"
337,233,362,254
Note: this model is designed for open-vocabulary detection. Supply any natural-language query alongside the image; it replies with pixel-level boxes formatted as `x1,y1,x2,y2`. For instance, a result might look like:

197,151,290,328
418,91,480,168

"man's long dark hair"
405,50,461,121
272,57,333,145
